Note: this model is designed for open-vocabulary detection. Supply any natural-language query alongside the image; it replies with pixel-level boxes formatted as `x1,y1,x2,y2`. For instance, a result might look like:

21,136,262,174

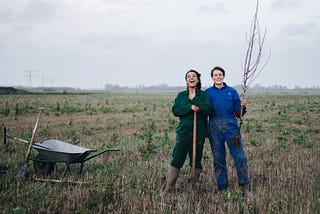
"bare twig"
240,0,269,129
242,0,268,95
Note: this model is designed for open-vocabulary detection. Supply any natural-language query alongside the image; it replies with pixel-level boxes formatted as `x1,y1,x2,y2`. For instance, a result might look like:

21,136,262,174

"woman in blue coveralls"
205,66,250,197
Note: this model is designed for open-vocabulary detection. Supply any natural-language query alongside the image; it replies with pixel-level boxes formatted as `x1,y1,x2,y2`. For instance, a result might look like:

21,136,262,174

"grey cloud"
18,0,58,23
0,8,15,23
280,22,318,37
79,32,148,53
1,0,319,88
197,2,227,15
270,0,306,10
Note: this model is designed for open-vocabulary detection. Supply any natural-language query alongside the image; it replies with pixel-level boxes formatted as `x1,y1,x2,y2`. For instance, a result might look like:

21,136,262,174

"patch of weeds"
293,119,304,125
138,140,156,160
137,120,157,159
302,141,316,149
38,123,51,137
292,133,306,145
101,107,112,114
290,127,302,133
85,103,91,110
69,130,80,145
11,207,26,214
56,102,60,111
155,131,171,147
122,108,140,113
220,190,242,202
62,104,83,115
82,129,94,136
86,110,97,115
272,142,287,153
168,116,177,129
276,135,288,142
1,101,10,116
108,133,120,148
305,128,319,135
245,120,264,133
255,123,264,132
249,138,263,147
271,122,284,132
282,129,291,135
15,103,21,116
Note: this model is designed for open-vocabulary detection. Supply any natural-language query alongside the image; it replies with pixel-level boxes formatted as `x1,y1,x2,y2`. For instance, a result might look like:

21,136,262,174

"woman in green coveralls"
166,70,211,192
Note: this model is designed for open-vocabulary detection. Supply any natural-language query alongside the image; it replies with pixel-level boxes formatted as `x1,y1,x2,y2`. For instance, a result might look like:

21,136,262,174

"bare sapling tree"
240,0,269,129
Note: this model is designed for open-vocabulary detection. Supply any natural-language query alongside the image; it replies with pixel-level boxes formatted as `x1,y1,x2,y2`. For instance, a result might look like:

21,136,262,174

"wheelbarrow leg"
63,163,71,177
79,162,84,175
3,127,6,144
53,163,57,176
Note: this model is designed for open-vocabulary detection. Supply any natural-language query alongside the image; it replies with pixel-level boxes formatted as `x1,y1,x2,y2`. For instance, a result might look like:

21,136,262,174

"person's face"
212,70,224,85
186,72,199,88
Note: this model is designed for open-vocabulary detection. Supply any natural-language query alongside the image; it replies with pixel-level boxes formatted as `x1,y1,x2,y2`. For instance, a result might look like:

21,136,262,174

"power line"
25,69,36,87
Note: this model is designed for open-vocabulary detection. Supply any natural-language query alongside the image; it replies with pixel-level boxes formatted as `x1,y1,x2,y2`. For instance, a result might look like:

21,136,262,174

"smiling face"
185,71,199,88
212,69,224,86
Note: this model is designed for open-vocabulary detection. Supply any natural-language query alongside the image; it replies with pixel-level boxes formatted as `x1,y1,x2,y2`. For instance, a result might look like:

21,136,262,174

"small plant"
292,132,306,145
108,133,120,148
138,119,157,159
38,123,51,137
69,130,80,145
56,102,60,112
14,103,20,116
272,141,287,153
2,101,10,116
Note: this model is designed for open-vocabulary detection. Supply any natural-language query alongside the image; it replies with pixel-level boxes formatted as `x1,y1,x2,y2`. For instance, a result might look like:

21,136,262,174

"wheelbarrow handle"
3,133,51,151
83,148,120,162
5,134,29,144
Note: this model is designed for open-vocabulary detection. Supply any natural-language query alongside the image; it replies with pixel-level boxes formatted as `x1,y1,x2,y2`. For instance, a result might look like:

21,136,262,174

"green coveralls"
171,88,211,169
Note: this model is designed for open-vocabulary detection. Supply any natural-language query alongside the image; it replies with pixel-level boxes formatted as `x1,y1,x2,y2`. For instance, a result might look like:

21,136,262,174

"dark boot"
241,184,254,199
165,167,180,193
195,168,202,182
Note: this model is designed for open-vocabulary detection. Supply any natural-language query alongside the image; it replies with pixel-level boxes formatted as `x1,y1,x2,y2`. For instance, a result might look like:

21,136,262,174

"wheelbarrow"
31,139,119,177
3,129,119,177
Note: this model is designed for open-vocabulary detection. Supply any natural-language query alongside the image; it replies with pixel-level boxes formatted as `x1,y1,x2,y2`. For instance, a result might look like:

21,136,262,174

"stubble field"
0,92,319,213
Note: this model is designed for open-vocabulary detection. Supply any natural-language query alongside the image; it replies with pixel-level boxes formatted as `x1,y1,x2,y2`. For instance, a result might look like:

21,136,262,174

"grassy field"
0,93,319,213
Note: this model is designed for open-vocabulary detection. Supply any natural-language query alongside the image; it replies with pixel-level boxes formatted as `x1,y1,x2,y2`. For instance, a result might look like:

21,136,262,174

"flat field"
0,93,319,213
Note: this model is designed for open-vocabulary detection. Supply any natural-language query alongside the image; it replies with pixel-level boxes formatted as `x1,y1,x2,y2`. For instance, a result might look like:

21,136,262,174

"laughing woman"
165,70,211,193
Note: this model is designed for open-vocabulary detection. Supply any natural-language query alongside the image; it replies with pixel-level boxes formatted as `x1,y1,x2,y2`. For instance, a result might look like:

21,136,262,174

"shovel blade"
16,163,28,180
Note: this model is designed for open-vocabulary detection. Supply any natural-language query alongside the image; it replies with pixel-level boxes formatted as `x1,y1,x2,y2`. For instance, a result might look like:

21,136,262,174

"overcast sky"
0,0,319,89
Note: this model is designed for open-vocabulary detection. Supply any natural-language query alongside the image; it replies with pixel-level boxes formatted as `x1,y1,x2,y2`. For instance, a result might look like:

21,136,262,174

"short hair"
211,66,225,77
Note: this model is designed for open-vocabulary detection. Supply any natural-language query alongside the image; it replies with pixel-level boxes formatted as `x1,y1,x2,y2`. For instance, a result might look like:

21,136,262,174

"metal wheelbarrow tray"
30,139,119,176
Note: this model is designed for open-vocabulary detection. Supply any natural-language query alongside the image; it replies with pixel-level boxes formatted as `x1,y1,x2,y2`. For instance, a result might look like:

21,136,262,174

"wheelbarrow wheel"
33,154,54,175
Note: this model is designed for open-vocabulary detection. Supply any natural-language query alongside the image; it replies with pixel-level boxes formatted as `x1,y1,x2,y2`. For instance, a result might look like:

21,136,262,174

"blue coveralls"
205,83,249,190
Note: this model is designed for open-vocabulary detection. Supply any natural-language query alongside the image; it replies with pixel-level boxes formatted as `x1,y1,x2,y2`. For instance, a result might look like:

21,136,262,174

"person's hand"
241,98,247,106
191,104,200,112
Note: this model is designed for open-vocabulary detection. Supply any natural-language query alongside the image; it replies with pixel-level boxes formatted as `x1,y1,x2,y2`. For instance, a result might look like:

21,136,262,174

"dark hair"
185,69,202,89
211,66,225,77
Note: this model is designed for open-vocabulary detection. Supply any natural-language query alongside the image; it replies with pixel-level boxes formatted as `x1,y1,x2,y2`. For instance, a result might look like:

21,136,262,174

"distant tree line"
1,84,319,94
233,84,320,94
104,83,320,94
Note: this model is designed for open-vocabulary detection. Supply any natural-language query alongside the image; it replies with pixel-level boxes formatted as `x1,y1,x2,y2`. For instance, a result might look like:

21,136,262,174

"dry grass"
0,93,319,213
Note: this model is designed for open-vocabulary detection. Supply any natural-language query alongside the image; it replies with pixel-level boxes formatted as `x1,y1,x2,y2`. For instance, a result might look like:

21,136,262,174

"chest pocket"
222,92,234,113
